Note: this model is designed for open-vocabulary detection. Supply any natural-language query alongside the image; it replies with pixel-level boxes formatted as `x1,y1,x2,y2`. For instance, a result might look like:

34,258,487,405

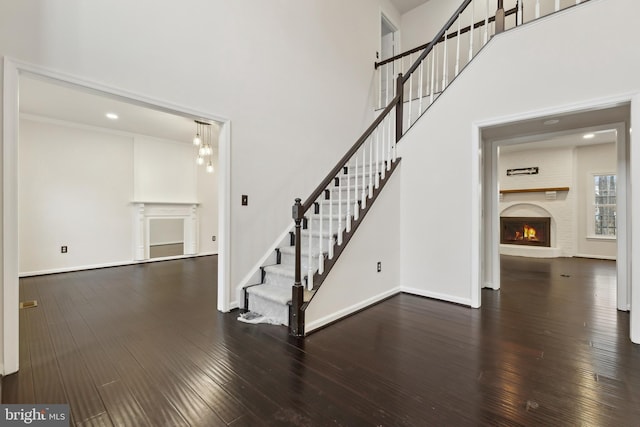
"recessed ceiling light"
543,119,560,125
106,113,119,120
583,133,595,139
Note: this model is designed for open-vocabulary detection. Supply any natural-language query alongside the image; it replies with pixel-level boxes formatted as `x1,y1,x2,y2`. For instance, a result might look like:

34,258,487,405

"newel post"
290,198,305,337
495,0,505,34
395,73,404,142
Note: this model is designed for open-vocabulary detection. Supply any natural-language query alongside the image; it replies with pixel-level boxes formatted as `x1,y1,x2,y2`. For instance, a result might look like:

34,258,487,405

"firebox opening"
500,217,551,247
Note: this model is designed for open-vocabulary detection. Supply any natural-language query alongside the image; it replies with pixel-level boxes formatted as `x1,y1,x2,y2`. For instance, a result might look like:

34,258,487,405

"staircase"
240,158,400,326
239,0,591,335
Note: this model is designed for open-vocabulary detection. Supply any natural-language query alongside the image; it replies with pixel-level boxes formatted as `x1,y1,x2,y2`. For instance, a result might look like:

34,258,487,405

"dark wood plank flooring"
4,255,640,426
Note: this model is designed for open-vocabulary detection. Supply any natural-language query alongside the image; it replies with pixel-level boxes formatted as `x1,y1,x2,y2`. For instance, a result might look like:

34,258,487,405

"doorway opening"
3,59,232,375
479,104,631,315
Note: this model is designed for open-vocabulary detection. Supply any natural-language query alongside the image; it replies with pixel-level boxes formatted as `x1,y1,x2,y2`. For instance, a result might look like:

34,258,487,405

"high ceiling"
19,75,216,145
390,0,431,15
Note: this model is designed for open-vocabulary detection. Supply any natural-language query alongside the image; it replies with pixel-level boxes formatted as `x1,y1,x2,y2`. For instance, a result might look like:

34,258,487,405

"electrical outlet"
61,246,68,254
212,235,216,241
377,261,382,272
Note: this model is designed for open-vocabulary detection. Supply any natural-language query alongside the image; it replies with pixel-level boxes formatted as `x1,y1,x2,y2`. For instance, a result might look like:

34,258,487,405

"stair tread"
263,264,295,277
301,229,335,238
279,246,325,257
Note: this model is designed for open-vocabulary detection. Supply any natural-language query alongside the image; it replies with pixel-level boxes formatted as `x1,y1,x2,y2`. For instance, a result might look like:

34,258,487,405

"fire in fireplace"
500,217,551,247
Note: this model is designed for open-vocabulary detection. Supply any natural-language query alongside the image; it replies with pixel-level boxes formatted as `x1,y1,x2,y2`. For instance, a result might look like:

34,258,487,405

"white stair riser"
317,201,359,215
264,270,295,288
280,251,322,271
301,235,334,252
247,293,288,326
308,217,343,232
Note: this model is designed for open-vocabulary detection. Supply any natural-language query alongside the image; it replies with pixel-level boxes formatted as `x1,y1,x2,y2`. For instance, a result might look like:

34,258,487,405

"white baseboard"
401,286,472,307
305,286,402,333
228,300,239,311
150,240,184,246
575,253,617,261
19,252,218,277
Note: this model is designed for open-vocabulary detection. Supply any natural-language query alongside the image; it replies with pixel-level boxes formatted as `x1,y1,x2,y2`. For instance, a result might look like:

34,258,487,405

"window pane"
594,174,617,236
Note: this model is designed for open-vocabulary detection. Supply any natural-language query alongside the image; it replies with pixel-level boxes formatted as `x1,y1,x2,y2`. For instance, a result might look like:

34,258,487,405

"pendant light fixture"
193,120,214,173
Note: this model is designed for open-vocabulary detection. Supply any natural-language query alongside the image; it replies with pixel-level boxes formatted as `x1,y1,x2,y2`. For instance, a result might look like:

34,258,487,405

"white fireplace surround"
133,202,199,260
500,202,564,258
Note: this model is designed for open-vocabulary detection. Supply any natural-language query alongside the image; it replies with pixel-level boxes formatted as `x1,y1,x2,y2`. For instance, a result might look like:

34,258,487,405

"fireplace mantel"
500,187,570,194
132,202,199,260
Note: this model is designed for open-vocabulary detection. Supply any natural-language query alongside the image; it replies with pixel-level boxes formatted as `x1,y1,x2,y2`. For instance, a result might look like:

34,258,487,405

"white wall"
133,136,197,203
400,0,464,51
398,0,639,313
19,118,134,274
305,168,401,331
197,141,219,254
576,142,617,259
18,117,216,275
0,0,404,306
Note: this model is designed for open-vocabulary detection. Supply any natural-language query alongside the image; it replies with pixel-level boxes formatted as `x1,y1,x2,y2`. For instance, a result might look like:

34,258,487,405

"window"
594,174,616,237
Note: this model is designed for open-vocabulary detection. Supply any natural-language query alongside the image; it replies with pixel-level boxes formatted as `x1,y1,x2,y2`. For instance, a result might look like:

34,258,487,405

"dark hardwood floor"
3,255,640,426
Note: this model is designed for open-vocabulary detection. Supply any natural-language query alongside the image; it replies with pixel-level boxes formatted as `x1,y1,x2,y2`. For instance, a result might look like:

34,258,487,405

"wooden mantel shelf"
500,187,570,195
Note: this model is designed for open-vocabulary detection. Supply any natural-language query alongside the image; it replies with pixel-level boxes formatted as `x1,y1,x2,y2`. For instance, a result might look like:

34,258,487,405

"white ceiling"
19,75,214,145
389,0,431,15
484,104,629,153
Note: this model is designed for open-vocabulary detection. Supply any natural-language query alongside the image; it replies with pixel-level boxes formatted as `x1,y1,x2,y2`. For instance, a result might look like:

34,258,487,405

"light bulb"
205,145,213,156
199,146,206,156
193,134,201,146
206,162,214,173
196,156,204,165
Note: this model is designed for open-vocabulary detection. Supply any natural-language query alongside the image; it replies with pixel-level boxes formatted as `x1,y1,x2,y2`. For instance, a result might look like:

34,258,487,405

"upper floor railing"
375,0,590,123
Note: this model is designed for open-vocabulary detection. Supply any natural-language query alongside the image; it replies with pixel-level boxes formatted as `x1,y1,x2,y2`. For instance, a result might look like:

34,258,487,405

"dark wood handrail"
401,0,473,82
375,5,520,70
300,95,400,212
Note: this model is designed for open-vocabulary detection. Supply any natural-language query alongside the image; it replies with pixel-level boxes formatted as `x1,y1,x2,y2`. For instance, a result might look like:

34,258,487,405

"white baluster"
455,16,461,77
430,48,436,104
368,138,374,198
337,173,342,246
361,147,367,208
576,0,581,3
318,201,324,274
469,2,475,61
385,116,390,170
407,54,413,129
418,60,424,116
390,113,396,165
484,0,489,45
328,187,334,260
307,211,313,290
354,156,360,220
375,128,380,188
385,64,390,106
442,31,448,90
346,161,351,233
517,0,523,25
378,66,382,109
555,0,560,12
535,0,540,19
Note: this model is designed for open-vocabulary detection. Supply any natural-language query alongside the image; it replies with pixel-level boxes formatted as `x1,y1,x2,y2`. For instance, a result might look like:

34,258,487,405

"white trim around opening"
472,92,638,345
2,56,233,375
